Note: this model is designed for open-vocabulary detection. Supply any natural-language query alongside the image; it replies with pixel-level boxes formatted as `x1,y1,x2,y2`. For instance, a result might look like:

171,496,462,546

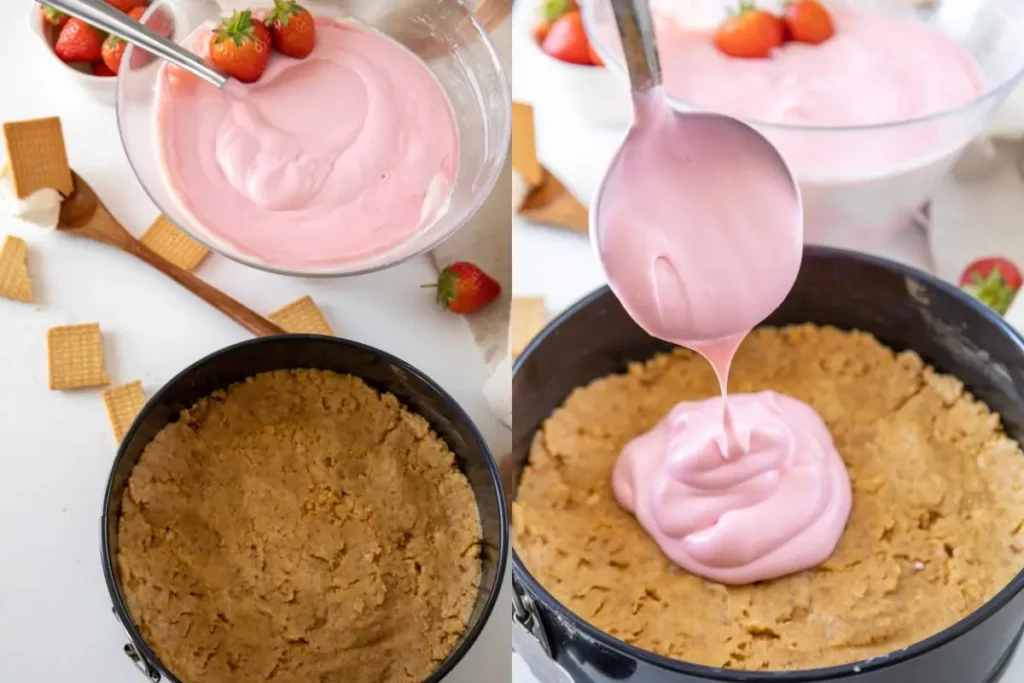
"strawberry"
106,0,147,12
265,0,316,59
783,0,834,45
541,10,591,65
959,258,1022,315
533,23,550,45
101,34,126,74
209,10,272,83
714,3,785,59
92,61,116,77
587,41,604,67
426,262,501,314
128,6,147,21
54,18,104,63
40,5,68,30
252,21,273,52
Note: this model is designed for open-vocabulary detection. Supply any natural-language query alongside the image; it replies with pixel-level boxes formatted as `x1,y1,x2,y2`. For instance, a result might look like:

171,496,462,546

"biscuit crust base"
514,325,1024,671
118,369,482,683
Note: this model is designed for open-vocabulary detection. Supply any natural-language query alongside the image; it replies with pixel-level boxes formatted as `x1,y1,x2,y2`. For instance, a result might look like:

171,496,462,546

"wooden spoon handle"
125,240,285,337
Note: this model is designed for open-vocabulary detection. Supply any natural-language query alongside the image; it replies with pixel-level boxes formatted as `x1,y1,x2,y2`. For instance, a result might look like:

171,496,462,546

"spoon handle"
609,0,663,93
125,241,286,337
36,0,227,88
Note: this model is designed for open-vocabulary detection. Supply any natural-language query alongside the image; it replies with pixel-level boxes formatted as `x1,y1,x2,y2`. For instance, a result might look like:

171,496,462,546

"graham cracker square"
140,215,210,271
512,102,544,187
512,296,547,359
0,235,33,303
47,323,110,390
103,380,146,442
269,296,334,336
2,117,74,200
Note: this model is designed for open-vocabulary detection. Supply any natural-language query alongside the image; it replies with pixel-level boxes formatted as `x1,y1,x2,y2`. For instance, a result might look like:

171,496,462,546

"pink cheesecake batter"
155,17,458,269
598,92,851,584
650,9,984,175
656,9,982,128
613,392,851,585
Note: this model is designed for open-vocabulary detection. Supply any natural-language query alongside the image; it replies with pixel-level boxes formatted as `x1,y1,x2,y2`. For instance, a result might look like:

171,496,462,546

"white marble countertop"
0,10,510,683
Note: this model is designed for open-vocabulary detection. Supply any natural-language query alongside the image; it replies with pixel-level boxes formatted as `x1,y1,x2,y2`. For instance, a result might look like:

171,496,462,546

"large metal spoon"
35,0,227,88
590,0,803,368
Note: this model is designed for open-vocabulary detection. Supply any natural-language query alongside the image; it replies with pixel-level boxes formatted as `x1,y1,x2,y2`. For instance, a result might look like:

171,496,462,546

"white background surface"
0,6,511,683
509,0,1024,680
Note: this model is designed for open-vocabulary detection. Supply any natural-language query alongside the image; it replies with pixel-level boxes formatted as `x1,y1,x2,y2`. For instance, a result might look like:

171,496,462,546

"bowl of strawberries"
518,0,631,128
28,0,156,106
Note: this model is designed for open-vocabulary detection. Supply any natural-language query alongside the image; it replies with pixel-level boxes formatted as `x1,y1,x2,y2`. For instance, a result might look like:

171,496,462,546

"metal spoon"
35,0,227,88
590,0,803,348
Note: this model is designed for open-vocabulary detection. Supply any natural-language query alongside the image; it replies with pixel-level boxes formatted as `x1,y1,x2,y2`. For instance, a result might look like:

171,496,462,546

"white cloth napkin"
430,18,513,430
928,83,1024,285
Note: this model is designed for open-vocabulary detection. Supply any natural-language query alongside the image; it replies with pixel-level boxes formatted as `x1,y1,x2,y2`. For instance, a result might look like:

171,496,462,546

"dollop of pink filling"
155,17,458,269
613,391,852,584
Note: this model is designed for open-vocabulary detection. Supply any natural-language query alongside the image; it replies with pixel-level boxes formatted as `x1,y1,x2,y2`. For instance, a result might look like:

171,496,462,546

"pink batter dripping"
598,91,852,584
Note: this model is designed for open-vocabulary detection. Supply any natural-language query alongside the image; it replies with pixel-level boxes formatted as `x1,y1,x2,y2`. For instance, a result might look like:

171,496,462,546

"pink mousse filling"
650,8,985,174
155,17,459,270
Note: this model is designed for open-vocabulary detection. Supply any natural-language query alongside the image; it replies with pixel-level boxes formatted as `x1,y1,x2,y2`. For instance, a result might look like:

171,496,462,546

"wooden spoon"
58,171,285,337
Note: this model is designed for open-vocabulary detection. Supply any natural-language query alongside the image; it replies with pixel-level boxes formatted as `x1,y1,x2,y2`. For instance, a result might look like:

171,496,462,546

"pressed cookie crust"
117,369,482,683
513,325,1024,671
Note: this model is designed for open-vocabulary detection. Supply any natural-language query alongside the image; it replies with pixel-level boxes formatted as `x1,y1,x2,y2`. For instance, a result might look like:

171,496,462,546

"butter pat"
0,162,62,230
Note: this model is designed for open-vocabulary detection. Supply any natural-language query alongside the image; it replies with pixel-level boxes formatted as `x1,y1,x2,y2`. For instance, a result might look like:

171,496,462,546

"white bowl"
514,0,630,129
26,4,116,108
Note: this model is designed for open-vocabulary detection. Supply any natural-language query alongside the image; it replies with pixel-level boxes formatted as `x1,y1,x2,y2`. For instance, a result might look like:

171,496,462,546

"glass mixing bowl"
583,0,1024,246
117,0,510,277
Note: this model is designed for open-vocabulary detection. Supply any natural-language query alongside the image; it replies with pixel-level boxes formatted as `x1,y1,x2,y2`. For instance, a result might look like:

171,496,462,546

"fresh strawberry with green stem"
425,262,502,314
714,2,785,59
54,18,104,63
533,0,575,47
959,257,1022,315
101,34,126,74
265,0,316,59
541,10,592,65
41,5,68,30
209,10,272,83
537,0,577,27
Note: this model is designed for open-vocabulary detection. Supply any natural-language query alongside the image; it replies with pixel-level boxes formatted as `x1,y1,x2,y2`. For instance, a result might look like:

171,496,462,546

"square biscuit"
512,102,544,187
269,296,334,336
2,117,74,200
103,380,146,442
47,323,110,390
511,296,547,359
0,235,33,303
140,215,210,271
